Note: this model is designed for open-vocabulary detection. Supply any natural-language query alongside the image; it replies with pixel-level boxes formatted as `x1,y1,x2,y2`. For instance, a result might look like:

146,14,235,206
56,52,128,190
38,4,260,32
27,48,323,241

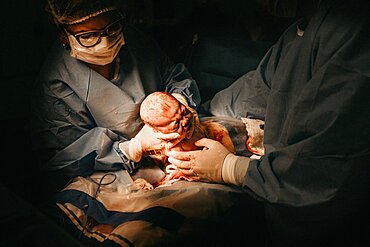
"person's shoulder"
37,41,88,86
39,41,71,74
43,41,68,62
323,0,369,24
314,0,369,43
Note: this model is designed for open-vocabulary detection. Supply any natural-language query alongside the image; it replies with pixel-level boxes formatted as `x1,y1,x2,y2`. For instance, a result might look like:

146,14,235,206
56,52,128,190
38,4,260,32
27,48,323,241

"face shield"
256,0,298,18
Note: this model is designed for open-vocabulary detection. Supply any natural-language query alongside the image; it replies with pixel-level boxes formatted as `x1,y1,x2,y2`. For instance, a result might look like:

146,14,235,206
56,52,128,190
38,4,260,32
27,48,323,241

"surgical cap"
46,0,124,25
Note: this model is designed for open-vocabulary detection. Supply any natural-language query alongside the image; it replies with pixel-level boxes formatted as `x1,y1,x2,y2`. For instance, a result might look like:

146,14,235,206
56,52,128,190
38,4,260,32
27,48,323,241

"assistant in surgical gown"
207,0,370,245
30,24,201,192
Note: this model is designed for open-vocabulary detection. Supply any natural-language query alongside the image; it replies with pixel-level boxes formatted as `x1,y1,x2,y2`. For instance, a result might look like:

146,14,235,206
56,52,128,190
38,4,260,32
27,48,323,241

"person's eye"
79,32,99,40
183,118,191,128
173,121,180,130
106,23,122,37
182,108,190,116
77,32,100,46
166,121,180,132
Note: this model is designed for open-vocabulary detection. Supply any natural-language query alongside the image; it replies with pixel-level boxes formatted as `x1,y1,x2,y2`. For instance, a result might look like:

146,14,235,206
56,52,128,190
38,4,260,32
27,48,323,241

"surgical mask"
256,0,298,18
67,33,125,65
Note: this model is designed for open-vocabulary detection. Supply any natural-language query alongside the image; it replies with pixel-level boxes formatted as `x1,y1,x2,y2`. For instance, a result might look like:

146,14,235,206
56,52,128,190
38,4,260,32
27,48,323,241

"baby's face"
140,92,195,144
154,103,193,140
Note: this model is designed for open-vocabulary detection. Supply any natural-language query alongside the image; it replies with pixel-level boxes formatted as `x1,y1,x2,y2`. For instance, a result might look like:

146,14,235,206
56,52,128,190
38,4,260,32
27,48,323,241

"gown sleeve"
207,3,370,207
245,55,370,206
31,79,135,178
155,41,201,109
243,6,370,206
207,47,273,120
163,62,201,109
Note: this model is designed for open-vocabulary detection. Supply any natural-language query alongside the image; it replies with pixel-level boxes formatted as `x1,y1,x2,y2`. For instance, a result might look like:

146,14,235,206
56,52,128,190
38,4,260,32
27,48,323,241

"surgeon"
31,0,200,196
168,0,370,246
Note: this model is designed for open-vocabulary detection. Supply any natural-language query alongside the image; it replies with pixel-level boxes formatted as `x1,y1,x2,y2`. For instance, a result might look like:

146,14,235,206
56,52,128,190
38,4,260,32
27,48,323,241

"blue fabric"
55,189,184,231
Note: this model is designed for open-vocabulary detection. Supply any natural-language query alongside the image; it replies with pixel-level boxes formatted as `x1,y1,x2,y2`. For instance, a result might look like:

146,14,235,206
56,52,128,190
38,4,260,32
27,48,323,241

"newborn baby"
139,91,235,187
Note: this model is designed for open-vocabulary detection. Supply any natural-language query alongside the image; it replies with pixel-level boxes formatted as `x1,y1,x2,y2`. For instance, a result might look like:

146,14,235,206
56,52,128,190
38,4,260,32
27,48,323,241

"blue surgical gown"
207,0,370,244
31,25,201,179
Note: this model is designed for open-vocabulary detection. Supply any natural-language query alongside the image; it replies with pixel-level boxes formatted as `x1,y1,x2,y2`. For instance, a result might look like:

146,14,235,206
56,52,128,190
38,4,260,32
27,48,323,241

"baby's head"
140,92,194,140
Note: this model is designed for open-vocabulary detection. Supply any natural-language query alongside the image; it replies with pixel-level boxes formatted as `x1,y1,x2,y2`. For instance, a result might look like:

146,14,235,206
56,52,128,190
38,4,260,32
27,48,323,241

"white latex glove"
167,138,231,183
120,125,181,162
171,93,188,106
221,153,251,186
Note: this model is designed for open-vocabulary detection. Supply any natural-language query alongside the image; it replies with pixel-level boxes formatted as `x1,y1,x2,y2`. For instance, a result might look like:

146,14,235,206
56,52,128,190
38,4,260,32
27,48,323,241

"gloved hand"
167,138,231,183
120,125,181,162
171,93,188,106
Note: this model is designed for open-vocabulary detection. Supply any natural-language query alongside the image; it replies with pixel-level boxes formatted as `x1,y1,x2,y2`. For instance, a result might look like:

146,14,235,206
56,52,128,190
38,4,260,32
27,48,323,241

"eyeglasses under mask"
66,18,124,48
64,16,125,66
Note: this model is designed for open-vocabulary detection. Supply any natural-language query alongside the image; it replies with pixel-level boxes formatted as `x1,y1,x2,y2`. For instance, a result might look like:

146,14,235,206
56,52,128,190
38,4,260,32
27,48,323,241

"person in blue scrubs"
168,0,370,246
31,0,201,194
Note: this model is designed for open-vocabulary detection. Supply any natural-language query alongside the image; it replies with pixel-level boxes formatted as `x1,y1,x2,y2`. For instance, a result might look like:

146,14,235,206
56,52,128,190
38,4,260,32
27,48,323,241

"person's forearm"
45,127,126,177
